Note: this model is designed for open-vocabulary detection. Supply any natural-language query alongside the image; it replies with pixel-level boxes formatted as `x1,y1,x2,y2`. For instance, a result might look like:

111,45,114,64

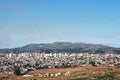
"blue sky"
0,0,120,48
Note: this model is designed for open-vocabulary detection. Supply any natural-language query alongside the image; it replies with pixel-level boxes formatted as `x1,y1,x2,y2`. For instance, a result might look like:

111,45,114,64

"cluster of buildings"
0,52,120,74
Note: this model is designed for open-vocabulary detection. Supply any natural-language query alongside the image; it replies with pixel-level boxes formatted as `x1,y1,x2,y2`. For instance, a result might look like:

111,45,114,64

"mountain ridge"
0,42,120,54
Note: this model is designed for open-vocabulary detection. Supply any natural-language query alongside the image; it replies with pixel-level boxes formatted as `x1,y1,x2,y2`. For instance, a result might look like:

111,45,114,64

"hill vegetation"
0,42,120,54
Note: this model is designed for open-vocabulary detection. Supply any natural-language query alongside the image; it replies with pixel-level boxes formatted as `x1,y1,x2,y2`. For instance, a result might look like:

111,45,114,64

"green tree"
14,66,21,75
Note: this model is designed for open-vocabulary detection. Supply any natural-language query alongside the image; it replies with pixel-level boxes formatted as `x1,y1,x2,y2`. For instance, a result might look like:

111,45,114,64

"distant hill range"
0,42,120,54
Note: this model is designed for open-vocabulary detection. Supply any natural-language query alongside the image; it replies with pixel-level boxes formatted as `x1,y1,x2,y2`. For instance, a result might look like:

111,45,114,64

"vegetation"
14,66,21,75
1,67,120,80
1,42,120,53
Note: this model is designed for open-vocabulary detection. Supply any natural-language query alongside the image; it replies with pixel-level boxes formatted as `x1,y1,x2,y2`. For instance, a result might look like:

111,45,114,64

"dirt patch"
29,67,86,75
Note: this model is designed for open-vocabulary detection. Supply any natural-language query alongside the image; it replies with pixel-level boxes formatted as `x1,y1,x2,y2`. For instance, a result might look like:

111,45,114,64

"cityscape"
1,0,120,80
0,51,120,80
0,52,119,74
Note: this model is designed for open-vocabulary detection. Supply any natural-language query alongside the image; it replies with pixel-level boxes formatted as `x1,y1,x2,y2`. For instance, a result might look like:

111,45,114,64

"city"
0,52,120,79
1,0,120,80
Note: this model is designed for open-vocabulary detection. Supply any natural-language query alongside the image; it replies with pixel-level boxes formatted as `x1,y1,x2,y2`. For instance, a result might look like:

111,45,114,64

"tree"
89,61,96,66
14,66,21,75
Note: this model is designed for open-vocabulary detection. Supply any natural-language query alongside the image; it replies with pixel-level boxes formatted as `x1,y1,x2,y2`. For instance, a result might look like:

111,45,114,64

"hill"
0,42,120,54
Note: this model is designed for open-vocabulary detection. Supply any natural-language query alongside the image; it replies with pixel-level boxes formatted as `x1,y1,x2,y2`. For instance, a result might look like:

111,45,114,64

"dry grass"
29,67,86,74
1,66,120,80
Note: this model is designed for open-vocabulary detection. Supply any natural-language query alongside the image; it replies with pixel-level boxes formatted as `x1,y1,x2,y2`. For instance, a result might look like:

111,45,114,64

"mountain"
0,42,120,54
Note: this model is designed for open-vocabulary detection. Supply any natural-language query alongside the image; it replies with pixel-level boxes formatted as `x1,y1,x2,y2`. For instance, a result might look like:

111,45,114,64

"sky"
0,0,120,48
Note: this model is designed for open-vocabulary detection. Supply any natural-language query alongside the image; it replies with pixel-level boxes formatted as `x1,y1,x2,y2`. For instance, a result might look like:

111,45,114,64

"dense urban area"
0,52,120,75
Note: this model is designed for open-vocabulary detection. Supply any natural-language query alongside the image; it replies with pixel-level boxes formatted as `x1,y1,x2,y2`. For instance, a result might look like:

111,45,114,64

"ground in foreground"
1,66,120,80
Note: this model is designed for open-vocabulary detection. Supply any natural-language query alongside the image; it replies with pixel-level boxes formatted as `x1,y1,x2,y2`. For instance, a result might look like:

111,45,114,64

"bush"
14,66,21,75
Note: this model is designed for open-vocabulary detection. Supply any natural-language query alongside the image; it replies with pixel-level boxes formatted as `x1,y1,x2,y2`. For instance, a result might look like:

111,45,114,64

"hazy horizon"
0,0,120,48
0,41,119,49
